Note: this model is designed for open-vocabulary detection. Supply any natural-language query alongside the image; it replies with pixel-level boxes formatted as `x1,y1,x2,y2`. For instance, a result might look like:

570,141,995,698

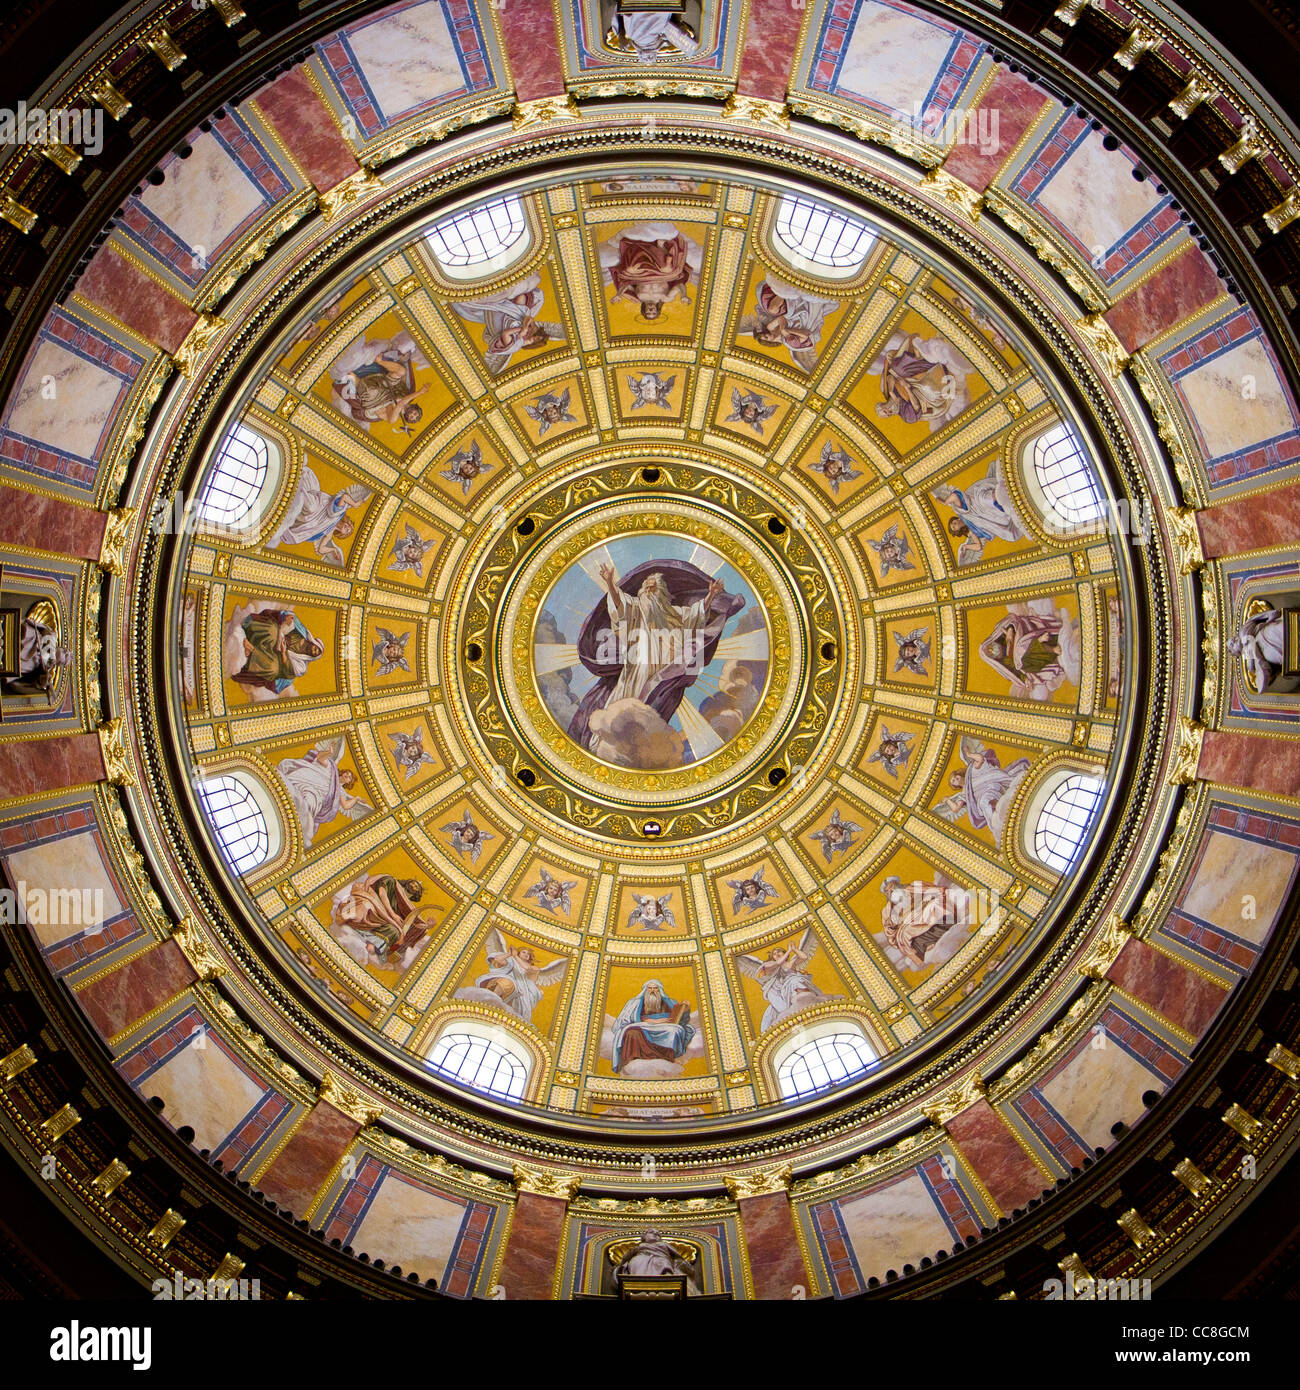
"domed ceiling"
1,0,1298,1303
173,171,1132,1123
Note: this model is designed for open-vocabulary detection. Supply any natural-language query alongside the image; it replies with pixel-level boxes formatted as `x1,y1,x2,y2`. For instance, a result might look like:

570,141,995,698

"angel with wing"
265,467,371,566
806,441,862,496
933,734,1031,847
275,735,371,845
726,388,778,437
370,628,411,677
441,809,494,864
388,523,438,579
525,866,577,916
737,927,836,1032
388,728,438,780
525,388,576,437
626,891,676,931
450,274,566,376
867,726,915,779
739,276,840,373
931,458,1026,566
628,372,675,411
727,865,779,914
809,807,862,863
868,522,915,577
454,926,566,1025
893,627,931,676
439,440,493,497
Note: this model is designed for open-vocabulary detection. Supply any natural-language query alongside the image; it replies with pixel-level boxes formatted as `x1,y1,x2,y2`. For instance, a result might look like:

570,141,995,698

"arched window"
197,773,270,875
1033,773,1104,873
428,1028,530,1101
197,423,270,527
1030,422,1104,527
774,1026,876,1101
425,196,529,276
773,195,876,272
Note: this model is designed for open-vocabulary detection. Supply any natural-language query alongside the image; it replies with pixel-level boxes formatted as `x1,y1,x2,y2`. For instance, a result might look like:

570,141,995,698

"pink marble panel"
258,1102,360,1213
946,1099,1050,1213
942,68,1052,193
1105,938,1228,1039
0,733,104,799
77,938,197,1040
498,0,565,103
738,0,805,101
738,1191,809,1298
254,67,360,193
1199,730,1300,799
0,487,107,558
500,1190,566,1299
1105,243,1224,352
1196,479,1300,558
77,247,197,354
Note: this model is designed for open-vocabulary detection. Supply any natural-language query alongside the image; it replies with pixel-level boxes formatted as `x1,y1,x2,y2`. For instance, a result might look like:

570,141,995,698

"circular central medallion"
448,460,852,847
530,532,770,772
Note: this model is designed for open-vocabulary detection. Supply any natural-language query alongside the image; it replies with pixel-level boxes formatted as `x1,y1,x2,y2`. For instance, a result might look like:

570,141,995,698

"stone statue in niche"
0,571,72,710
1230,594,1300,695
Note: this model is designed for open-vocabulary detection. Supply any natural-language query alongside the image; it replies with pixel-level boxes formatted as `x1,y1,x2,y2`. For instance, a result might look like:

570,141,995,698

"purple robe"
567,559,744,752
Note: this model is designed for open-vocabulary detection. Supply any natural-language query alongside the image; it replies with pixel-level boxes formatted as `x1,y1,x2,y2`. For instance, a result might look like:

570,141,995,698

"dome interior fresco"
0,0,1298,1306
173,171,1135,1124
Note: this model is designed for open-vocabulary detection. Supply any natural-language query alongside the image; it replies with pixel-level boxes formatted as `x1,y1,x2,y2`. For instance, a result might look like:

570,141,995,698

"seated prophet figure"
1228,608,1286,692
613,1231,699,1294
330,873,435,972
228,603,324,697
610,980,695,1073
598,222,702,320
3,600,71,703
978,599,1081,701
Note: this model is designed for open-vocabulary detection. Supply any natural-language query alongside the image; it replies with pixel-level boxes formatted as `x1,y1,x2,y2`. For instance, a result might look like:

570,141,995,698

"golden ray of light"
676,696,724,759
534,643,582,675
714,630,770,661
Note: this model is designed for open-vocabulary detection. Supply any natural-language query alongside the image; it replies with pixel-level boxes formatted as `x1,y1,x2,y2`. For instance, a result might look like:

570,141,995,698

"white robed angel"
265,467,371,566
453,927,566,1025
275,735,372,845
450,274,565,375
736,927,838,1032
933,734,1031,847
931,457,1026,565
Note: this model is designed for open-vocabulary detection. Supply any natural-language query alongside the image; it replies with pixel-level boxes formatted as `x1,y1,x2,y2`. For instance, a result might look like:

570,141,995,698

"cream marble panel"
145,1035,269,1153
1176,338,1297,458
348,1,463,120
6,339,123,458
350,1169,467,1280
838,1170,953,1277
1182,829,1295,944
9,832,123,947
1035,132,1164,258
1039,1036,1158,1150
139,130,265,259
839,3,959,116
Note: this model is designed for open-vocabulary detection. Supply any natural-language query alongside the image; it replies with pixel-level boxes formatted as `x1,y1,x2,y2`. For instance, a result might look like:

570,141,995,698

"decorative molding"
317,169,385,224
142,24,186,73
1075,313,1130,377
146,1209,186,1248
511,96,581,133
172,313,227,379
0,191,36,235
97,506,135,577
0,1044,36,1083
97,717,135,788
512,1164,581,1199
1170,717,1204,786
723,1165,793,1200
317,1070,383,1127
922,168,983,221
170,914,226,983
984,189,1107,312
923,1071,987,1127
1117,1206,1157,1247
1170,506,1205,574
723,94,790,132
1077,914,1132,981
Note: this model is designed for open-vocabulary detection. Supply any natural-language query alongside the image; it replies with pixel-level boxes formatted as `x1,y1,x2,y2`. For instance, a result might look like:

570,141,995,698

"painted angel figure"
329,330,429,432
810,808,862,863
871,330,972,431
388,728,437,780
370,628,412,677
525,867,577,916
933,734,1031,847
441,810,494,864
979,598,1081,701
868,523,915,577
893,627,931,677
726,388,778,436
806,441,862,496
1228,608,1285,693
628,372,675,411
439,441,492,497
525,388,576,436
739,275,840,372
388,524,438,579
950,290,1008,351
931,458,1026,566
454,926,566,1025
867,726,915,779
275,735,371,845
265,467,371,566
736,927,835,1032
451,274,566,376
597,221,703,320
626,892,676,931
727,865,779,914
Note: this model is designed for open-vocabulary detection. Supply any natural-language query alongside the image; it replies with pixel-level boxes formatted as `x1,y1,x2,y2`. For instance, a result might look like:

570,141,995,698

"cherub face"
880,739,901,761
383,641,404,662
823,455,844,478
335,514,355,538
741,881,761,900
541,403,563,422
900,641,919,661
339,769,356,789
544,880,563,899
740,402,761,422
824,822,846,844
948,516,969,537
461,823,479,844
455,457,479,479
